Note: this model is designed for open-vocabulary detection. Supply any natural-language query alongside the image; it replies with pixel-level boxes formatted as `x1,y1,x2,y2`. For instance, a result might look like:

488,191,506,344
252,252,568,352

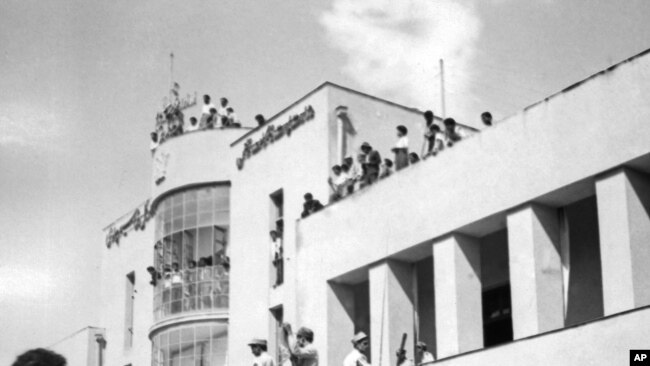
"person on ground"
249,339,275,366
12,348,66,366
343,331,371,366
283,323,319,366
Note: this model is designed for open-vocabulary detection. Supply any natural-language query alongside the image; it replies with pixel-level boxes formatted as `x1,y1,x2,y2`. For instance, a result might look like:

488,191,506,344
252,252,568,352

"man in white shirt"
328,165,348,201
201,94,216,116
226,107,240,126
248,339,275,366
185,117,199,132
343,332,371,366
217,97,229,126
443,118,466,147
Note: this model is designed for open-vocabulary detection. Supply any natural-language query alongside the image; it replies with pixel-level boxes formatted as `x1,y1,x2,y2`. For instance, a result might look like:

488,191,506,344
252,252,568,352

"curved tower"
148,126,244,366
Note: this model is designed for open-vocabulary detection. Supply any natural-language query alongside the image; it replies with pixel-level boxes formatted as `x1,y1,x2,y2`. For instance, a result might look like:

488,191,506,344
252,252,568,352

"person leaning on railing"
392,125,409,171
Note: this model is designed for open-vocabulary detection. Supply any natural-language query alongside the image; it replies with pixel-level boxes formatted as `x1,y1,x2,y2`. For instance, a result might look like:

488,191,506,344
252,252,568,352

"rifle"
396,333,407,366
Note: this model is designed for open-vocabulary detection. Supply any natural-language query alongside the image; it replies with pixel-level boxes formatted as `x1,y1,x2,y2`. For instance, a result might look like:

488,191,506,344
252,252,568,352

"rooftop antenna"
169,52,174,100
440,58,446,118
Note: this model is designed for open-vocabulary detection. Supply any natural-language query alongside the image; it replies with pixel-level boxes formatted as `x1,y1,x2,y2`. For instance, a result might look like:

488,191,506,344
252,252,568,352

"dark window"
482,284,513,347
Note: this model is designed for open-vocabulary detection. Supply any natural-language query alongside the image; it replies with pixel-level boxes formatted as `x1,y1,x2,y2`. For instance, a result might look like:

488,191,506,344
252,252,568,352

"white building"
95,48,650,366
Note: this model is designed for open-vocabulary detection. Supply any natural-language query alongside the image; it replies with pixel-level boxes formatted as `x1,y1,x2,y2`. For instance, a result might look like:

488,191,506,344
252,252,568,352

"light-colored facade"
96,48,650,366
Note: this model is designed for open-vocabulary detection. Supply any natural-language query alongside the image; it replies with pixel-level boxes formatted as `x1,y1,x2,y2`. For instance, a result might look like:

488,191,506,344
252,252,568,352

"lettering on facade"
105,200,154,248
154,152,170,185
236,105,315,170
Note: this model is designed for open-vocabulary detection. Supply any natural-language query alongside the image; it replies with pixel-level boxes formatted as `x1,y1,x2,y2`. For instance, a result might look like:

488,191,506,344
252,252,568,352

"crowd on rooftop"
151,94,254,152
300,110,493,208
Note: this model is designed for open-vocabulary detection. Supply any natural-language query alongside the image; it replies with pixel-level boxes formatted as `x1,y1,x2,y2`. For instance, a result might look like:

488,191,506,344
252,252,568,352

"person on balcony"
184,260,197,311
201,94,215,115
380,158,394,179
186,116,199,132
443,118,464,147
409,152,421,165
422,110,436,155
206,108,218,129
350,153,366,191
150,132,159,153
217,97,229,126
328,165,348,202
255,114,266,127
360,142,381,186
481,111,493,127
200,94,215,128
343,332,371,366
392,125,409,170
270,230,283,286
198,258,212,309
343,157,356,194
301,193,324,218
171,262,183,284
226,107,240,127
283,323,319,366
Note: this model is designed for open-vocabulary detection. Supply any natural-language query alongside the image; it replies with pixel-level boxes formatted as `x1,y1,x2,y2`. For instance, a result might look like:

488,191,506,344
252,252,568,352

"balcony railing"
153,266,229,321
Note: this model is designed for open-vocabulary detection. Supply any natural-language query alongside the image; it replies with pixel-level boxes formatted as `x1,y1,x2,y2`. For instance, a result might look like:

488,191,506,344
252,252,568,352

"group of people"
248,327,435,366
148,256,231,315
327,110,494,203
150,94,245,152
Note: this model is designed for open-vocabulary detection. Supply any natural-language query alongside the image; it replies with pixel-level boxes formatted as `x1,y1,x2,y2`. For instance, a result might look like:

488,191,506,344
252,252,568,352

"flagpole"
169,52,174,99
440,58,446,118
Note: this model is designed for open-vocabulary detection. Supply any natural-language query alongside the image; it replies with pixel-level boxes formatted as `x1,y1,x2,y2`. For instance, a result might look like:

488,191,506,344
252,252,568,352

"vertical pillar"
369,261,414,365
507,204,564,339
327,283,356,365
596,168,650,315
433,234,483,358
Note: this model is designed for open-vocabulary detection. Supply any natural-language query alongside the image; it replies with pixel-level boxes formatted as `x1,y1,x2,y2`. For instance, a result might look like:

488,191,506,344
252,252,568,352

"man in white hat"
248,338,275,366
415,341,434,365
343,331,371,366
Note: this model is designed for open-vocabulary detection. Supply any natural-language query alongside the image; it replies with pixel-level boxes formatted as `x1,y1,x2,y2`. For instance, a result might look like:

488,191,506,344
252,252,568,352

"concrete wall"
431,306,650,366
564,196,603,326
151,129,245,203
296,49,650,364
227,89,331,365
99,225,153,366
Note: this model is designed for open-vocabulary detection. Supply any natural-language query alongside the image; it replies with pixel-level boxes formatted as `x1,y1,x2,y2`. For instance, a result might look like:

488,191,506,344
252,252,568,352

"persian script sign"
236,105,315,170
105,200,154,248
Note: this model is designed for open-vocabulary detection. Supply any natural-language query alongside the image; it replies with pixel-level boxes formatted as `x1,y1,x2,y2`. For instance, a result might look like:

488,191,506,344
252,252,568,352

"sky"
1,0,649,363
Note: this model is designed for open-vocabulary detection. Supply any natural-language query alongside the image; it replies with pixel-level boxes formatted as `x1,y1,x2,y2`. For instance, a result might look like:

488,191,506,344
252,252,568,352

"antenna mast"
440,58,446,118
169,52,174,99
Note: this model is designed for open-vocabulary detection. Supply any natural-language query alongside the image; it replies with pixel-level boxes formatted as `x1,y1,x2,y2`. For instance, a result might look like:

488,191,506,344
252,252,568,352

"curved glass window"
152,323,228,366
153,185,230,320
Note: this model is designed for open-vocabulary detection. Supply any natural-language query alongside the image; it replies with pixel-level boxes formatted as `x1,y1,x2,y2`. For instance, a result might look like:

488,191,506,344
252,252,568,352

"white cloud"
321,0,481,120
0,105,62,148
